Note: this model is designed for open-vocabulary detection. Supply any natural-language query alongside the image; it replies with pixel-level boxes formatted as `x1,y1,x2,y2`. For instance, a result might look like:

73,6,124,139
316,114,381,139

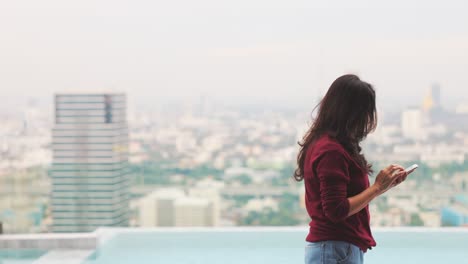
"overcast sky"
1,0,467,111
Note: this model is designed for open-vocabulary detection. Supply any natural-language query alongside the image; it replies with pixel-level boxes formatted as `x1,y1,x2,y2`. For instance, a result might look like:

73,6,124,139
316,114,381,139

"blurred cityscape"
1,84,468,234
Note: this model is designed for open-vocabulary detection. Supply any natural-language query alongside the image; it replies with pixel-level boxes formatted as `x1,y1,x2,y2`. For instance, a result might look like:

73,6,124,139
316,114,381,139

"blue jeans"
305,241,364,264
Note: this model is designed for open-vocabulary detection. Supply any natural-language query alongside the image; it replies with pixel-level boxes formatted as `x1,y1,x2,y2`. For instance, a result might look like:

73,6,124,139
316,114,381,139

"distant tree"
231,174,253,185
409,213,424,226
239,193,301,226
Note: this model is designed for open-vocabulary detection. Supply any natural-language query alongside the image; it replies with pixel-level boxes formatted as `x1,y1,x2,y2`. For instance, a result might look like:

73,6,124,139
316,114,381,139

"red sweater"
304,134,376,252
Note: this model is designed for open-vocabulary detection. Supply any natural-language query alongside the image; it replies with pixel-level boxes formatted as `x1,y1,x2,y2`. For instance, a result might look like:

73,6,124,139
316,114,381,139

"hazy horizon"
1,0,467,111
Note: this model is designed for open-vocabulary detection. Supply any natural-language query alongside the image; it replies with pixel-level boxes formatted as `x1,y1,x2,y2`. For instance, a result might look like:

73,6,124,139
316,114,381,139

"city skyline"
1,86,468,234
0,82,462,118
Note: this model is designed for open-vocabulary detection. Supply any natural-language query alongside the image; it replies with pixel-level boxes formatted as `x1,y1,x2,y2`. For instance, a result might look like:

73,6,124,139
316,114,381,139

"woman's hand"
372,164,408,195
347,164,408,218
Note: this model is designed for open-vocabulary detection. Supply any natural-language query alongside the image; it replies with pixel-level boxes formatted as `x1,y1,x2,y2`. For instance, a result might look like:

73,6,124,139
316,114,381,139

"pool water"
83,229,468,264
0,249,47,264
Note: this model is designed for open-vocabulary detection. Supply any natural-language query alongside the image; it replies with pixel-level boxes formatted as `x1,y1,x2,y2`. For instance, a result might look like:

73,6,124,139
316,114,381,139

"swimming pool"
2,228,468,263
86,228,468,264
0,249,47,264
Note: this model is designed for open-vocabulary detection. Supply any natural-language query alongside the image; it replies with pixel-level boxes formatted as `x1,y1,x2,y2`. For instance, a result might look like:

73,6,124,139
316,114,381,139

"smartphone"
405,164,419,174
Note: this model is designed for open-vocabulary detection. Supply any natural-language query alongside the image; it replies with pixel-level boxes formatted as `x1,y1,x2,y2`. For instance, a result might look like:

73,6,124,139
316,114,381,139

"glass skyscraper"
51,93,130,232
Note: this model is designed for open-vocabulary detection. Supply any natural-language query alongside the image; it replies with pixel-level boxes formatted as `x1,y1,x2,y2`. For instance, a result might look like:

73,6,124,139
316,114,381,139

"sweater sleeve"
316,150,351,223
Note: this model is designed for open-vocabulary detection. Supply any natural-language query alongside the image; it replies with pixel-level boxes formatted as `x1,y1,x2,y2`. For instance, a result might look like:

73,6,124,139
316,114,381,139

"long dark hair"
294,74,377,181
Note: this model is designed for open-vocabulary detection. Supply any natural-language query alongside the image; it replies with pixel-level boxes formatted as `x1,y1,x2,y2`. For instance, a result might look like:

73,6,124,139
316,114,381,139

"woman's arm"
347,165,407,217
347,185,381,217
316,151,352,223
317,151,407,221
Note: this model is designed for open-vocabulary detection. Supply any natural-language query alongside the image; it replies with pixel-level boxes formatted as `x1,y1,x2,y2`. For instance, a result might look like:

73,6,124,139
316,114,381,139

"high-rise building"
401,108,427,141
138,189,185,227
137,188,218,227
188,178,222,227
51,93,130,232
430,83,441,109
423,83,441,112
174,197,213,227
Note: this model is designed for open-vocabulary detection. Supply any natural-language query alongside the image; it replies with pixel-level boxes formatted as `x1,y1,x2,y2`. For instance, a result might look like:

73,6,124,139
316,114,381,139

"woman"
295,74,408,264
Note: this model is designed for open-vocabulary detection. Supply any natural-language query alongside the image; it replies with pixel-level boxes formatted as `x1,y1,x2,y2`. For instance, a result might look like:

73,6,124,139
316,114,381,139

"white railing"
1,226,467,250
0,232,97,250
